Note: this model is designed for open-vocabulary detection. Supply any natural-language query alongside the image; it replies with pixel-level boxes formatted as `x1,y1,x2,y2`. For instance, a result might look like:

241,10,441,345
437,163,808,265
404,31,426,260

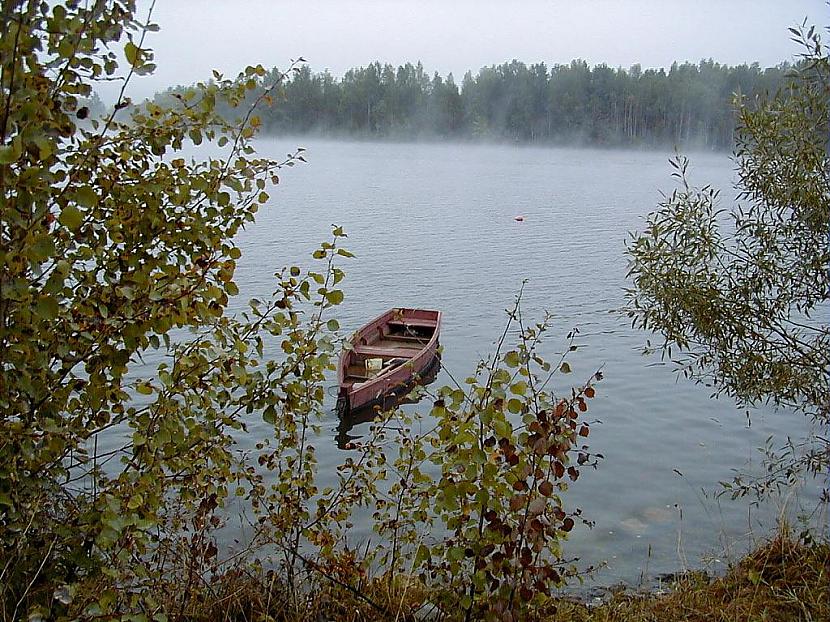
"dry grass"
561,534,830,622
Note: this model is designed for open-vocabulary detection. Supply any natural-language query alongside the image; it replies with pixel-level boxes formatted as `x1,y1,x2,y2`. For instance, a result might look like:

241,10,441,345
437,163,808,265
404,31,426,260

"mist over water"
117,0,823,105
222,137,823,587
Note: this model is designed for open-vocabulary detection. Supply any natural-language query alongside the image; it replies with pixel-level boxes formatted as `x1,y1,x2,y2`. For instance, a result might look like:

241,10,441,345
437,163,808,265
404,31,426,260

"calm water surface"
219,139,823,586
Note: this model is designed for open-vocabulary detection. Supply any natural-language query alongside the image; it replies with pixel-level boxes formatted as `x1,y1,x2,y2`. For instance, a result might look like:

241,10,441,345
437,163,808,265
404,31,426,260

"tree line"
235,58,789,149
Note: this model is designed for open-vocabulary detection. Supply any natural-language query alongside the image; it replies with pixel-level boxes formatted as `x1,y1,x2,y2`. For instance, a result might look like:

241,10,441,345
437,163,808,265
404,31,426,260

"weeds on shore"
566,533,830,622
81,533,825,622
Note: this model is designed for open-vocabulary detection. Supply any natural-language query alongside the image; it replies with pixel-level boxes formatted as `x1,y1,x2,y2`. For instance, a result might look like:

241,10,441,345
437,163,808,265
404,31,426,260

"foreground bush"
0,3,599,620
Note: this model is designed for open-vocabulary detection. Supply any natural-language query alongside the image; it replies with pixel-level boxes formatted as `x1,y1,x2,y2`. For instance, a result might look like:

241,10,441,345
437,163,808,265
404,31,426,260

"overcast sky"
102,0,829,103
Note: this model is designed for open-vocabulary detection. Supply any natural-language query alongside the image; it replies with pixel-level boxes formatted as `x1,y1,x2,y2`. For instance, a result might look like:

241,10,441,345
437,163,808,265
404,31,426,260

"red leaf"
509,494,526,511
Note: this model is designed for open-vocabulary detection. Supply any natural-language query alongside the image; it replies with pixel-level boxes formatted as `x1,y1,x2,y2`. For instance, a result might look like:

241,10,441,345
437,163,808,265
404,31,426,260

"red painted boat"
336,308,441,417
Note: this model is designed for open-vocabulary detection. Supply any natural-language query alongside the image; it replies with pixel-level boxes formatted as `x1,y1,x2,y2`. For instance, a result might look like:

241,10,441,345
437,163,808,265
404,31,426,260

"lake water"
213,138,825,587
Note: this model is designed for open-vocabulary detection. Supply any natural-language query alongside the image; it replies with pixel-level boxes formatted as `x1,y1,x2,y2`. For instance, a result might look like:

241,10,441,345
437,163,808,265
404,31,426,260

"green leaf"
30,233,55,262
33,135,54,159
447,546,464,561
510,381,528,396
76,186,98,207
505,351,520,368
124,41,139,65
134,62,156,76
559,362,572,374
493,417,512,438
135,382,153,395
59,205,83,230
35,295,59,320
325,290,344,305
0,146,17,164
0,138,22,164
326,319,339,331
414,544,431,565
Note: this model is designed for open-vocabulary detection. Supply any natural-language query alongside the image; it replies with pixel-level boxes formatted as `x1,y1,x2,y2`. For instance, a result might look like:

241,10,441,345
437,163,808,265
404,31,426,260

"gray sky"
103,0,829,103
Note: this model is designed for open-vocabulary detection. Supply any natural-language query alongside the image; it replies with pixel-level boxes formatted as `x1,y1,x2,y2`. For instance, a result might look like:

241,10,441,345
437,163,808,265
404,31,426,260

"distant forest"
156,59,791,149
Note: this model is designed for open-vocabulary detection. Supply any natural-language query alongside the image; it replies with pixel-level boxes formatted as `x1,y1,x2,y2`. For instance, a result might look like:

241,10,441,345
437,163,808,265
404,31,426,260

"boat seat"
387,319,437,329
353,344,423,357
345,364,372,379
382,334,427,343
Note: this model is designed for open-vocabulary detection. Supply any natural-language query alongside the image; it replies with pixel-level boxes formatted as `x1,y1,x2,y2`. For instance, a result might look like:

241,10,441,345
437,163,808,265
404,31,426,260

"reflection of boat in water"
335,353,441,450
336,308,441,417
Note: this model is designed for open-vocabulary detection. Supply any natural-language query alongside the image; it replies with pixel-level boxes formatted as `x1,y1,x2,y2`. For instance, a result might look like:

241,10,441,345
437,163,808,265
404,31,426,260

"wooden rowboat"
335,357,441,449
336,308,441,417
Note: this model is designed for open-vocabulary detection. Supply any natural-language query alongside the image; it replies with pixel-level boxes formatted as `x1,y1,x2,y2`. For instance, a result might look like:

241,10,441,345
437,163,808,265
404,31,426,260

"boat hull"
336,308,441,416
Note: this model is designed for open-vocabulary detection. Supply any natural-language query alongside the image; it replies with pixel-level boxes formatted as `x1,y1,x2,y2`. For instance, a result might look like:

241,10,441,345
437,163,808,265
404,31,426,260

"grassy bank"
560,535,829,622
